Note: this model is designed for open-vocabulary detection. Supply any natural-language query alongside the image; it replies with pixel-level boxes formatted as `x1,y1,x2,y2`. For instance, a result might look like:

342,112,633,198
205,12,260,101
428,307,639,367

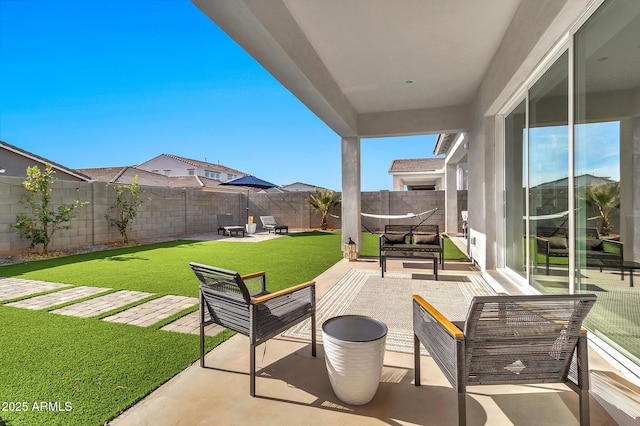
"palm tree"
308,189,340,230
584,182,619,236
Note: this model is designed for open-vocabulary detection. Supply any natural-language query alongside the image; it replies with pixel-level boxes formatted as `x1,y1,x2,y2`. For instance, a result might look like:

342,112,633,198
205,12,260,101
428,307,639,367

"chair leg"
200,322,205,368
250,343,256,397
311,312,317,357
199,295,205,368
546,256,550,275
458,392,467,426
579,388,590,426
414,335,421,386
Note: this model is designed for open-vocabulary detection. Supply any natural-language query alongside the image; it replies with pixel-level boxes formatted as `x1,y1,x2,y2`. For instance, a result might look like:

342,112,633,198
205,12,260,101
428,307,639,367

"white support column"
341,137,361,251
445,163,458,235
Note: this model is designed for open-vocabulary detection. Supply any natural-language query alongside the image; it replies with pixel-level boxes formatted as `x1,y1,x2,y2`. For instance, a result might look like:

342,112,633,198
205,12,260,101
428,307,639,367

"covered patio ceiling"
192,0,522,138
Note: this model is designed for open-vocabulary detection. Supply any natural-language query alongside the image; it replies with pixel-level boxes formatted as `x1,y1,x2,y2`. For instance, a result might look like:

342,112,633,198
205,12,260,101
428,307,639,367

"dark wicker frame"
190,262,316,396
379,224,444,268
413,294,597,426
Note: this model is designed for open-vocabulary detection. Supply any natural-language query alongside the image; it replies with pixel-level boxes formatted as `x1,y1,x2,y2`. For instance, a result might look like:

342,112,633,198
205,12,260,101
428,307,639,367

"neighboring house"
136,153,245,181
533,174,616,189
0,140,90,181
78,166,236,191
280,182,332,192
388,158,445,191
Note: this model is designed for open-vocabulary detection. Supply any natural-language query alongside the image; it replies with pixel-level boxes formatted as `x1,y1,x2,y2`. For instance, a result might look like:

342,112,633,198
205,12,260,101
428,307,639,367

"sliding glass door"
503,0,640,366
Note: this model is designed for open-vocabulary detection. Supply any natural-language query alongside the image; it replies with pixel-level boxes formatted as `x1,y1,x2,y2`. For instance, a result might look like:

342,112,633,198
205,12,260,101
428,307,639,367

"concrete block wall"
361,190,445,232
1,175,453,254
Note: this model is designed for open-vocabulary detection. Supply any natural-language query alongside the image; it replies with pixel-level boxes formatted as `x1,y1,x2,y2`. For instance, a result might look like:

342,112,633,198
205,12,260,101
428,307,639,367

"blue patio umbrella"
220,175,278,223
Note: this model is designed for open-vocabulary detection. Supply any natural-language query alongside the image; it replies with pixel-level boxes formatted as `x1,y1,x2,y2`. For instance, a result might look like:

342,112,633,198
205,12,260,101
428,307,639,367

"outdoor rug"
283,269,496,354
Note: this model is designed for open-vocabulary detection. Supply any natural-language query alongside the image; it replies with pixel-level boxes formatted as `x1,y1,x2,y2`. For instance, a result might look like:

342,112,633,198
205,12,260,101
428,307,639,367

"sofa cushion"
548,238,568,250
582,239,604,251
413,234,439,245
383,233,407,244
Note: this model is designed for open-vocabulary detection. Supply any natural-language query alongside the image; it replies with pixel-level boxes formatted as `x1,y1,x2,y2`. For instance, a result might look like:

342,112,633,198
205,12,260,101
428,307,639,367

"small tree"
308,188,341,230
105,176,144,243
13,164,88,254
584,182,620,236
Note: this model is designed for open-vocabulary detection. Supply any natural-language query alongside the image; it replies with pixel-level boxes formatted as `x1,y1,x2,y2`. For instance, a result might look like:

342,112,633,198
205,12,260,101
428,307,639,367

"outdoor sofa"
535,226,623,276
379,224,444,269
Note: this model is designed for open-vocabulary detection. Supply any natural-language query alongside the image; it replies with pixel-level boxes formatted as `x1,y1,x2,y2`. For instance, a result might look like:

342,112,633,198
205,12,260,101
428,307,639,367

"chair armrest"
251,280,316,304
413,295,463,338
413,295,463,389
242,271,267,295
603,239,623,254
241,271,265,280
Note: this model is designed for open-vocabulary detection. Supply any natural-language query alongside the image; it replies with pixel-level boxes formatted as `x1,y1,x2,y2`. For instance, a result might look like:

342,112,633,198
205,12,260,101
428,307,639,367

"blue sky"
0,0,438,191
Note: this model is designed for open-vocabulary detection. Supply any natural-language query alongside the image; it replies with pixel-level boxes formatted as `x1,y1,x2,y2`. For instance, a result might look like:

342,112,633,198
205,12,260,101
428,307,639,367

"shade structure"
220,175,278,190
220,175,278,223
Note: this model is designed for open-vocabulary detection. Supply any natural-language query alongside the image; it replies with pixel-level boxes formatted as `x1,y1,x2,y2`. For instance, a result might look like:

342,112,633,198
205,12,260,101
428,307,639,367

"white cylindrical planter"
322,315,388,405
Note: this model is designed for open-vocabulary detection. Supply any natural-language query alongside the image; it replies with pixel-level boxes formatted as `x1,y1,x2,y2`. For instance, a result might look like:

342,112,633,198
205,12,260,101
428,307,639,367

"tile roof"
155,154,245,175
388,158,445,173
78,166,229,189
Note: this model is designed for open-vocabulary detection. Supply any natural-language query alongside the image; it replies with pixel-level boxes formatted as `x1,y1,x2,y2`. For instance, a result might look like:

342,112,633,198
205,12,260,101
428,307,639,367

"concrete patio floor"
109,256,619,425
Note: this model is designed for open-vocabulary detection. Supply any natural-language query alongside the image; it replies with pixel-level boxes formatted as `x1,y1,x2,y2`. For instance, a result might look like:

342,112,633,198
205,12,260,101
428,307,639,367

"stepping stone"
50,290,152,318
103,295,198,327
0,278,70,302
5,286,110,310
161,310,222,336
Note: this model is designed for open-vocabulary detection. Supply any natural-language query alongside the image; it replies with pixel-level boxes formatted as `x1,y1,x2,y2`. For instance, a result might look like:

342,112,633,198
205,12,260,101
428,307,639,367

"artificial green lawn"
0,231,343,426
0,231,345,297
0,230,465,425
0,308,230,426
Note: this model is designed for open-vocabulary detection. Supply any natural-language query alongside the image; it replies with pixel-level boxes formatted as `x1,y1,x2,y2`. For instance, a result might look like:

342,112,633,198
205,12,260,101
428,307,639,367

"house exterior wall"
0,148,86,181
136,156,195,177
136,155,240,180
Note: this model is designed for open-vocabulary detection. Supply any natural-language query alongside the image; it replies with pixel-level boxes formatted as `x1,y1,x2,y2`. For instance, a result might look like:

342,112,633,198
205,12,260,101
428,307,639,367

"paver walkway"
104,295,197,326
0,278,69,301
5,285,110,309
50,290,152,318
0,277,222,337
161,310,222,336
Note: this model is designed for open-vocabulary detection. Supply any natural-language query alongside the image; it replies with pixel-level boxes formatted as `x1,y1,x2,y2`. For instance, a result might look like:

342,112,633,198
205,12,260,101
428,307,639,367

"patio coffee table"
380,250,438,279
594,259,640,287
322,315,387,405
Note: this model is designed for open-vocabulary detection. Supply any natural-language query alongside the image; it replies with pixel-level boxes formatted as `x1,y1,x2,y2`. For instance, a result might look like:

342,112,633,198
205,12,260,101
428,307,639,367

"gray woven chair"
413,294,597,426
190,262,316,396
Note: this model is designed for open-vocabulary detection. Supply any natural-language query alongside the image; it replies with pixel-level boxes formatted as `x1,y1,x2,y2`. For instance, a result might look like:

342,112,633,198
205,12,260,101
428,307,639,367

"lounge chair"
216,214,245,237
260,215,288,234
413,293,597,426
190,262,316,396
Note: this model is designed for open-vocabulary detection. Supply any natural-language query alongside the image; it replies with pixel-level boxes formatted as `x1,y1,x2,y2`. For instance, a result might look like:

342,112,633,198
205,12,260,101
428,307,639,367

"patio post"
341,136,361,251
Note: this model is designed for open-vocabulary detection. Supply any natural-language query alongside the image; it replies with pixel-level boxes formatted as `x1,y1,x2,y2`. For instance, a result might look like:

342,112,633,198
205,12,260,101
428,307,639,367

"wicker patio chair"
190,262,316,396
413,293,597,426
